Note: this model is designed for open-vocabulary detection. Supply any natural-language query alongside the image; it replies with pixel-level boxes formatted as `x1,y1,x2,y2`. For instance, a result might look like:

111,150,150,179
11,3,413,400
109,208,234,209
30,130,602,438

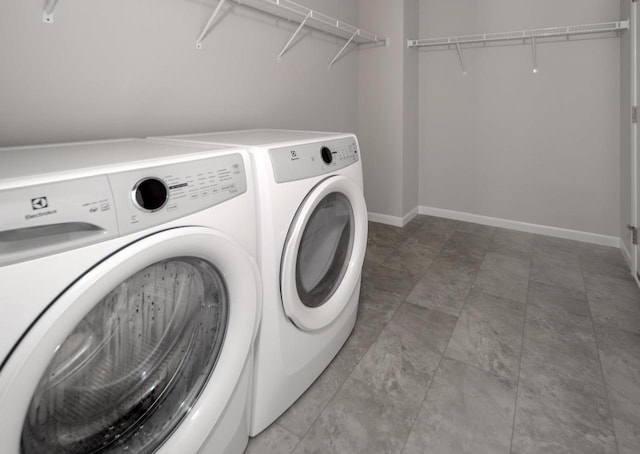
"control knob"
133,178,169,212
321,146,333,164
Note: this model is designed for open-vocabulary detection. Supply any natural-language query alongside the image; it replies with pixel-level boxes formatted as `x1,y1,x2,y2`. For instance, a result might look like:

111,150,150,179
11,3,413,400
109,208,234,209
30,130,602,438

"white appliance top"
0,138,239,188
162,129,344,147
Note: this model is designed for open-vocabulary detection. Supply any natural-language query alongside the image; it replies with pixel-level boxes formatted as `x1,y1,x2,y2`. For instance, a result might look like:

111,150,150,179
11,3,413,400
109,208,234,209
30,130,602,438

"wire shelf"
407,20,628,48
196,0,388,67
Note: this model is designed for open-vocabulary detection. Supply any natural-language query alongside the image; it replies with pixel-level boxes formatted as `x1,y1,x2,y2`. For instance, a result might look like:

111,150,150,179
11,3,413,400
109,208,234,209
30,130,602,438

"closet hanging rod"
407,20,628,48
197,0,388,51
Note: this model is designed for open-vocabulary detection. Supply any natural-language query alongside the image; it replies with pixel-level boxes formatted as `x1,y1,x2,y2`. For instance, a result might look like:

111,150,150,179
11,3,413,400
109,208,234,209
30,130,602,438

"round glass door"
296,192,354,308
281,176,368,331
21,257,228,454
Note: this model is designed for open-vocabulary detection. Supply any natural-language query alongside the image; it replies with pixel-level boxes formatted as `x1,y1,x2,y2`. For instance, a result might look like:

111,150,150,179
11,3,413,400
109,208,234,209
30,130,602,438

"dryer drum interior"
21,257,228,454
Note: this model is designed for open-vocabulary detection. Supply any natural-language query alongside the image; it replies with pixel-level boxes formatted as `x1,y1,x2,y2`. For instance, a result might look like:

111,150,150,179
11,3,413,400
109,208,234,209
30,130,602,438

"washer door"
281,175,367,331
0,227,260,454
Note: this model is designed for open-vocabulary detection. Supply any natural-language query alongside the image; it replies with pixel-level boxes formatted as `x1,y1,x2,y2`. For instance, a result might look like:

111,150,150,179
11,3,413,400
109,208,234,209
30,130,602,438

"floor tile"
521,312,602,387
613,417,640,454
532,234,579,255
440,230,492,260
585,274,640,333
364,222,409,275
408,216,455,248
488,228,533,260
595,323,640,425
416,215,460,237
578,242,631,281
526,280,589,320
294,378,417,454
445,290,525,386
512,367,616,454
351,303,456,409
380,236,439,280
406,254,481,316
359,280,404,322
367,262,422,300
455,220,496,240
246,423,300,454
472,252,530,303
403,359,516,454
530,248,584,294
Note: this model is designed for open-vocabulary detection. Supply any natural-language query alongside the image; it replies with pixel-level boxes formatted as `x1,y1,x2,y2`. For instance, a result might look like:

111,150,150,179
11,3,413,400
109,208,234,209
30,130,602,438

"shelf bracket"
42,0,58,24
196,0,228,49
455,43,467,75
277,11,312,62
531,36,538,74
328,30,358,68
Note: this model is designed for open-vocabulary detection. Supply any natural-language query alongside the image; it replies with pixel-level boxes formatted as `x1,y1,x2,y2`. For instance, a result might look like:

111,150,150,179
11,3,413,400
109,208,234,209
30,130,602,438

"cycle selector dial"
320,146,333,164
133,178,169,212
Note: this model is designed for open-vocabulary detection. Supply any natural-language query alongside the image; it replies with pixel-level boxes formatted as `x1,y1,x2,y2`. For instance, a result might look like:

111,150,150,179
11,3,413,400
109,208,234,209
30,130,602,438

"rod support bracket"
196,0,228,50
43,0,58,23
531,36,538,74
455,42,467,75
276,10,312,62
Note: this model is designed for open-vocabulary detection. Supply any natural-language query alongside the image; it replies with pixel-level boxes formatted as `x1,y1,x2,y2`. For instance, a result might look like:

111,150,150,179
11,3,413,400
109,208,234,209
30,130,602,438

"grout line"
578,251,621,454
508,238,533,454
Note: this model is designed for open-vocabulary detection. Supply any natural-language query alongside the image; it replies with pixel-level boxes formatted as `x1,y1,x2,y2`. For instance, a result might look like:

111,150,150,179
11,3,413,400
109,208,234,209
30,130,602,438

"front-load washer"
152,130,368,436
0,138,261,454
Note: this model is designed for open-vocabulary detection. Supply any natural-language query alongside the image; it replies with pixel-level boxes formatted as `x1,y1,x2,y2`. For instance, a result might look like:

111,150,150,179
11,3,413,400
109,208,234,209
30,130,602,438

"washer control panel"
0,152,246,266
109,153,247,235
0,175,118,266
269,136,359,183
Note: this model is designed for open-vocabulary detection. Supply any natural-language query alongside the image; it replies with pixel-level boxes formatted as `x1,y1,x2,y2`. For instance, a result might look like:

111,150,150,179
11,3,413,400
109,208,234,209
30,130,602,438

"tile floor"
245,215,640,454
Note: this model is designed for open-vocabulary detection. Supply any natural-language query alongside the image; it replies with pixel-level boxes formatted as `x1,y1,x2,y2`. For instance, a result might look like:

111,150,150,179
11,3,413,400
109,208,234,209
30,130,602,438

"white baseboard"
416,206,620,248
367,212,404,227
403,207,419,226
368,207,419,228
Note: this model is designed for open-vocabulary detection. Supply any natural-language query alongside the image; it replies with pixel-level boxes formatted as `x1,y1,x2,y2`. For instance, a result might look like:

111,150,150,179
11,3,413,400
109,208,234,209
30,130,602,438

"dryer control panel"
269,136,359,183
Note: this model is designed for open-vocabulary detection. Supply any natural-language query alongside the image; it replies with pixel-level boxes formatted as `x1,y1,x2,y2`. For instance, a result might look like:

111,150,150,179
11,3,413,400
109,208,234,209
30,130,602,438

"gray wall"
358,0,404,219
358,0,418,221
0,0,360,146
403,0,420,216
419,0,622,237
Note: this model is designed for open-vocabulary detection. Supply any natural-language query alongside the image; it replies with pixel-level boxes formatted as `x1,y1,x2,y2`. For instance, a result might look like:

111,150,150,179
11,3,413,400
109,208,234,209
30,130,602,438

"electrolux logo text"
25,196,57,220
31,197,48,209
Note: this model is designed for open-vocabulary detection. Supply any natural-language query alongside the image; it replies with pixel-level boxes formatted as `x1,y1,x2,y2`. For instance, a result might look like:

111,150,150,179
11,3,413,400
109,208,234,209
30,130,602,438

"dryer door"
0,227,260,454
281,175,368,331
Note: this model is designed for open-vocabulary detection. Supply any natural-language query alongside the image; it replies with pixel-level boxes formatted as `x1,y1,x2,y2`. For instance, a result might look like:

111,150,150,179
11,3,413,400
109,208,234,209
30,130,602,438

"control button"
133,178,168,212
201,190,210,197
190,192,199,200
321,146,333,164
167,203,178,212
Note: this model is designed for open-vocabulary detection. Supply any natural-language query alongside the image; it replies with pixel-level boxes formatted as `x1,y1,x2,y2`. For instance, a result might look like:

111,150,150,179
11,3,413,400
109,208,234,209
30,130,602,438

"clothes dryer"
0,139,260,454
152,130,368,436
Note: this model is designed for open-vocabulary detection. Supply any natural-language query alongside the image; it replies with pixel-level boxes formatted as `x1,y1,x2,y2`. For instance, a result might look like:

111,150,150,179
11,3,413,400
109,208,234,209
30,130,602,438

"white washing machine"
0,139,261,454
152,130,368,436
